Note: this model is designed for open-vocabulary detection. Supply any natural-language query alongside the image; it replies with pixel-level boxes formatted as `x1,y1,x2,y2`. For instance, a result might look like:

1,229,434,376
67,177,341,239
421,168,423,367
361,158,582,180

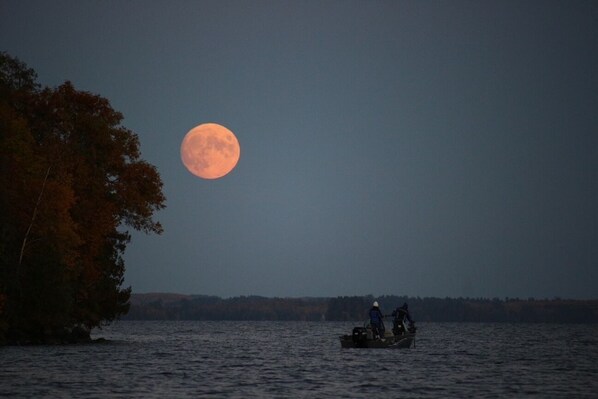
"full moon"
180,123,240,179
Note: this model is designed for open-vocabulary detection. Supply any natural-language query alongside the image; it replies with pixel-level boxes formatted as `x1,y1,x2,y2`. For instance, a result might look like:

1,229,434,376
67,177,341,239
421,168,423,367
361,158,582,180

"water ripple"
1,321,597,398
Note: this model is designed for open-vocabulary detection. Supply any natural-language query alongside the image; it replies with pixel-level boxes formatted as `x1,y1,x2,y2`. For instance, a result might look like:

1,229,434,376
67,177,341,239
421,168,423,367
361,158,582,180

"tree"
0,52,165,343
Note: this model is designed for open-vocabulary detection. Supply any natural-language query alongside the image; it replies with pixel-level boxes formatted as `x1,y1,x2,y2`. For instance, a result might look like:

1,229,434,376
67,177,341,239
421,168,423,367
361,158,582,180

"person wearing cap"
369,301,385,340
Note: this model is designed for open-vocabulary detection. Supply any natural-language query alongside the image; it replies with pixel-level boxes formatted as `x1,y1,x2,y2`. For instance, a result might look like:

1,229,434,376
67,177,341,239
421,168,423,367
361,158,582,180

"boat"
339,320,417,349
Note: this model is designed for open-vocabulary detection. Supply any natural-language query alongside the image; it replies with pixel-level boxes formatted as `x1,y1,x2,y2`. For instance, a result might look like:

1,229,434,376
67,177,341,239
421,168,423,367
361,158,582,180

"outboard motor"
352,327,368,346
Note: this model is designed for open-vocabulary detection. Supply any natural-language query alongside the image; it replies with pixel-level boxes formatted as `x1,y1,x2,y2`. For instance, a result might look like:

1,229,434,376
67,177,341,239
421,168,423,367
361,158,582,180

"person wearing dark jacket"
391,302,414,334
369,301,385,340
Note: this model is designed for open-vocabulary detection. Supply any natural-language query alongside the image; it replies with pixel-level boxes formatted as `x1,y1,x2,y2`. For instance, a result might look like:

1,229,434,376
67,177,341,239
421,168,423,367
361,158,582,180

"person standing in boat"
391,302,414,334
369,301,385,340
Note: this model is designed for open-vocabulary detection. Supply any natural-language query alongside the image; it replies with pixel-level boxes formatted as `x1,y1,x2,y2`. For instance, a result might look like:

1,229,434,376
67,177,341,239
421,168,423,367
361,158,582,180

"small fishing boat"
339,321,417,349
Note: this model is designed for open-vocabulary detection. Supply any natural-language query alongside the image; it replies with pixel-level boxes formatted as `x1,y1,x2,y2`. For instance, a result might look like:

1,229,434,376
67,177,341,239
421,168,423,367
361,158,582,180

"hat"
373,301,379,307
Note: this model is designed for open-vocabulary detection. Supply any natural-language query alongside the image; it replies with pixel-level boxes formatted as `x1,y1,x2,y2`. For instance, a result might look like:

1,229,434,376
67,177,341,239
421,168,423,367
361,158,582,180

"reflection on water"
1,321,597,398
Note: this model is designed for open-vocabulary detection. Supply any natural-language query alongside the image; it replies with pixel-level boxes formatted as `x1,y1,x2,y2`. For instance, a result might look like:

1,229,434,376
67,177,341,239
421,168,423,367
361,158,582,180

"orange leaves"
114,160,166,234
1,52,165,338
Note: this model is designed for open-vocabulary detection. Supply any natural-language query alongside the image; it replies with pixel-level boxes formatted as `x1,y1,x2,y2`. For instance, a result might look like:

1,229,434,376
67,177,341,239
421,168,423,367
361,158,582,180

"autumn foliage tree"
0,52,165,343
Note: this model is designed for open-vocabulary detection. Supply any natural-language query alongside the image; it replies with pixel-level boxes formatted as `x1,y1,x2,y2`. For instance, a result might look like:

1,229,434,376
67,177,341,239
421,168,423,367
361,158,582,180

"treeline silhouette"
126,294,327,321
125,293,598,323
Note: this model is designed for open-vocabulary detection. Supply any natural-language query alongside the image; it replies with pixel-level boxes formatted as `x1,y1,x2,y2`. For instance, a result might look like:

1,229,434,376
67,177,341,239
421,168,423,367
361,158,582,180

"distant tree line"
124,293,598,323
328,295,598,323
125,294,327,321
0,53,165,344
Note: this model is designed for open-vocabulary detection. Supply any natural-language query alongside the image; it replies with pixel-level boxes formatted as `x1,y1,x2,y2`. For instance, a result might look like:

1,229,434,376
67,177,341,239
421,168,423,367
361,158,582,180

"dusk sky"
2,0,596,299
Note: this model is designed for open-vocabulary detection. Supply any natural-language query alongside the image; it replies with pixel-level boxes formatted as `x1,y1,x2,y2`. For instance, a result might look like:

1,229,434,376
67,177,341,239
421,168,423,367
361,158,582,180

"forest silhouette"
126,293,598,324
0,53,165,344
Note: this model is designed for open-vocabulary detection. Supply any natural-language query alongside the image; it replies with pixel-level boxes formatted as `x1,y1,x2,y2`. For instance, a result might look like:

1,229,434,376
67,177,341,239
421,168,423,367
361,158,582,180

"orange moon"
180,123,240,179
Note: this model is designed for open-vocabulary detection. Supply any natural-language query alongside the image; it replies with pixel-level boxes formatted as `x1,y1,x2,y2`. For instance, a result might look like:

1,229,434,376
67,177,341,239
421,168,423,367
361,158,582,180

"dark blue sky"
2,1,596,299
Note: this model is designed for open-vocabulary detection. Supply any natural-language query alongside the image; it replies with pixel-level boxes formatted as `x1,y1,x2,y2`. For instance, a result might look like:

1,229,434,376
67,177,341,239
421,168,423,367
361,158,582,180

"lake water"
1,321,597,398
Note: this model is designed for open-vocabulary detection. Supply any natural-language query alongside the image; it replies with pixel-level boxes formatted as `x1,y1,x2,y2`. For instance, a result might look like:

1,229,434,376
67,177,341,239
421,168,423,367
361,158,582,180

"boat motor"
352,327,368,345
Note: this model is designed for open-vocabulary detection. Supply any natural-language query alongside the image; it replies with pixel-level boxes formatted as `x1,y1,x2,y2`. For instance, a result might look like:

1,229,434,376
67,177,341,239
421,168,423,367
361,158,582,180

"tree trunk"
18,165,51,267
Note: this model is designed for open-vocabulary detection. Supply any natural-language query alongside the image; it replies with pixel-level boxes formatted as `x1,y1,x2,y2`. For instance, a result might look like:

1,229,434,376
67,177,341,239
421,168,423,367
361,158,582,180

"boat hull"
339,332,415,349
